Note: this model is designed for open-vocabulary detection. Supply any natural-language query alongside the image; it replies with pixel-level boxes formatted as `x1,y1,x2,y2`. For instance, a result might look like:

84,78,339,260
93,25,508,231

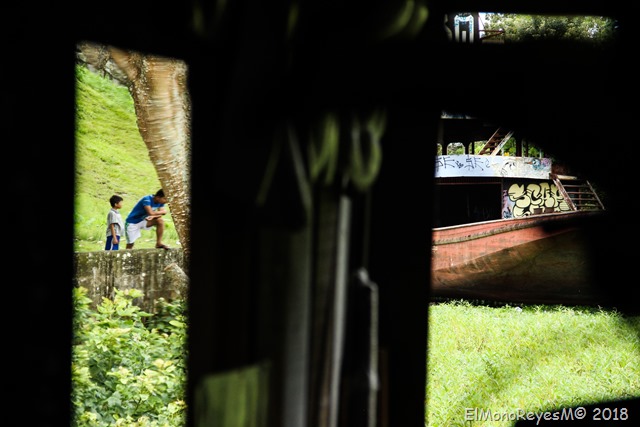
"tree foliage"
484,14,617,44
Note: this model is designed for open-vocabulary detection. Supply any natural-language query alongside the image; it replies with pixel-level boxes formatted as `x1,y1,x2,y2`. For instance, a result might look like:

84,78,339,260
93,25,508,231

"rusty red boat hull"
430,210,606,305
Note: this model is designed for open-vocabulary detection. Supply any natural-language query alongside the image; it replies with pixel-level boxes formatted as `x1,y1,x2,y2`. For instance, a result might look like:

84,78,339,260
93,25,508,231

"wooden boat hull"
430,210,606,305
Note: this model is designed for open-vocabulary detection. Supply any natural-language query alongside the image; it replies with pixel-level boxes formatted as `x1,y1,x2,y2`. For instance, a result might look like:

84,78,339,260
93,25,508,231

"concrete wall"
73,248,188,313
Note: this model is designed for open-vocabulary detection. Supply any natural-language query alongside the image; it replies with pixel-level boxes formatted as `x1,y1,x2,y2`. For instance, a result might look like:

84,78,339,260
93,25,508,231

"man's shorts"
125,219,153,244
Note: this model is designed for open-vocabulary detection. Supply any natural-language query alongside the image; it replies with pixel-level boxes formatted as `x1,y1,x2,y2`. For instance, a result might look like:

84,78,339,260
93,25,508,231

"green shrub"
71,287,187,427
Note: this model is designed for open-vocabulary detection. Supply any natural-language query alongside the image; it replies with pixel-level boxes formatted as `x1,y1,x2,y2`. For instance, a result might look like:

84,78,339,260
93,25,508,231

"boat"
430,116,607,305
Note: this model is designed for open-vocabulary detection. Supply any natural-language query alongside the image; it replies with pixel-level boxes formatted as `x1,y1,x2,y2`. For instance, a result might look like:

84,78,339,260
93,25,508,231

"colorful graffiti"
502,181,573,218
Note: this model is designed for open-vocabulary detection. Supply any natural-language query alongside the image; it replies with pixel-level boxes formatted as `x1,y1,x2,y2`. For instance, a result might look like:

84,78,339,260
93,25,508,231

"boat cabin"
434,116,604,227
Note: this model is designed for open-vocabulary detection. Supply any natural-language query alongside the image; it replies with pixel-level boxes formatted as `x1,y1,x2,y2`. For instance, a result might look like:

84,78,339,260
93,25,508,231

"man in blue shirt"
125,189,170,249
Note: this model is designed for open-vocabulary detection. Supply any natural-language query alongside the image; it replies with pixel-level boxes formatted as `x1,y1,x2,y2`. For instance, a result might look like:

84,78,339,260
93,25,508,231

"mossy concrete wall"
73,248,187,313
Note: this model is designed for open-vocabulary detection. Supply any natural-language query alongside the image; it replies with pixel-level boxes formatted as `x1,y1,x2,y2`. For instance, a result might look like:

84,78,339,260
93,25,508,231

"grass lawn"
75,64,180,251
426,300,640,426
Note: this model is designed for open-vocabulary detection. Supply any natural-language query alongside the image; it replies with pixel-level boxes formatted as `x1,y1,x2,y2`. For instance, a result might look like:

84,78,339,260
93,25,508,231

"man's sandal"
155,244,170,250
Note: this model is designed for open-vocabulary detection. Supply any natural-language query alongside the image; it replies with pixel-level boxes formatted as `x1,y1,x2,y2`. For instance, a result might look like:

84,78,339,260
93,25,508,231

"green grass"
76,59,640,426
426,300,640,426
74,65,179,251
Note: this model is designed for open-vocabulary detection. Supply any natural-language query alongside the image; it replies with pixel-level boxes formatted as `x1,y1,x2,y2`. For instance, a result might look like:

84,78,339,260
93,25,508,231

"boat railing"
550,174,605,211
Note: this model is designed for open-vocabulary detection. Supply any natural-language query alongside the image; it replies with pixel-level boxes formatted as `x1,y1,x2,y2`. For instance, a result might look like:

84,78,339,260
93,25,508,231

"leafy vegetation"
71,290,640,427
484,14,617,44
74,64,179,251
439,138,543,158
71,286,187,426
426,301,640,426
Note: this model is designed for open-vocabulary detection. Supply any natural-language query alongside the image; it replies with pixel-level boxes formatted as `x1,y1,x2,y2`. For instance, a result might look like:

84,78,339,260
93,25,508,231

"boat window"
445,142,465,155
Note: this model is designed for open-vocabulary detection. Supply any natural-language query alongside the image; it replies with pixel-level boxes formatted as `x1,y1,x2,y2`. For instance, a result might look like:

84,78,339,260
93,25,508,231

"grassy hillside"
74,64,178,252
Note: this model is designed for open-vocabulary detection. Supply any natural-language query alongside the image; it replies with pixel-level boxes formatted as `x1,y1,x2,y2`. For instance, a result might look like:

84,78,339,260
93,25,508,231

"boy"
125,189,169,249
105,195,124,250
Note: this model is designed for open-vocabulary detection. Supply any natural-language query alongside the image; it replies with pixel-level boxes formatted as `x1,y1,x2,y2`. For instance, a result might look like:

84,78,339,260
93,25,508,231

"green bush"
71,287,188,426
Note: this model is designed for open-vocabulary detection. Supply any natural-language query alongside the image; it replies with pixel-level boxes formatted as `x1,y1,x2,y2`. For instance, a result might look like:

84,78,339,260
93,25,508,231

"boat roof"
438,116,499,145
